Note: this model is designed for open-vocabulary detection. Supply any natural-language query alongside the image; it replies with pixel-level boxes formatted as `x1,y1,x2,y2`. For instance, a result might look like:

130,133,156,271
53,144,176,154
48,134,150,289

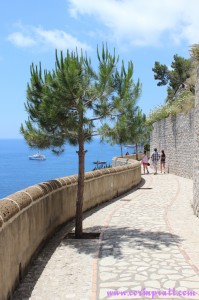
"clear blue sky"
0,0,197,138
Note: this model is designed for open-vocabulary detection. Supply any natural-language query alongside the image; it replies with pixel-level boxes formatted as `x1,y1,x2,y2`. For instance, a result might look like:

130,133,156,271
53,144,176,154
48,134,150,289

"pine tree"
21,45,140,238
99,60,142,156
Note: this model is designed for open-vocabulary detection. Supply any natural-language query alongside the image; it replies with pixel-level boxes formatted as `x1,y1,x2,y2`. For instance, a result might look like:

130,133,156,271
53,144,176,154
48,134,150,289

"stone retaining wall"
150,109,194,179
193,66,199,216
0,160,141,300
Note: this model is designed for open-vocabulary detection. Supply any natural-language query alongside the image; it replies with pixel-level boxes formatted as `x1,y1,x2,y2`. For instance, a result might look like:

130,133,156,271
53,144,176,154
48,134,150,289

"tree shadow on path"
12,178,161,299
63,225,183,260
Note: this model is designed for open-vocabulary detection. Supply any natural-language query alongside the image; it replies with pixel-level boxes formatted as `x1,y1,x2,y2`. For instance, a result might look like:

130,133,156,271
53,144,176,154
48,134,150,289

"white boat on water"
29,153,46,160
93,161,107,168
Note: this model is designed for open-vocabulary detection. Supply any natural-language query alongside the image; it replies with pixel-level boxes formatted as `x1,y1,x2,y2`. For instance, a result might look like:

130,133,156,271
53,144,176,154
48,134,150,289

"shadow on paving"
13,178,150,299
63,225,183,259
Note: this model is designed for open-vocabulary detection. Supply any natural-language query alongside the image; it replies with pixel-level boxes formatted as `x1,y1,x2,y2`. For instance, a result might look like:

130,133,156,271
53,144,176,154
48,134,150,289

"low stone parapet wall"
112,154,144,167
0,160,141,300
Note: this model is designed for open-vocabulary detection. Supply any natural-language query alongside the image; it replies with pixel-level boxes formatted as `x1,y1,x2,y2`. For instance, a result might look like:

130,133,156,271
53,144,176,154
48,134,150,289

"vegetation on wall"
190,44,199,62
147,90,195,125
148,46,199,125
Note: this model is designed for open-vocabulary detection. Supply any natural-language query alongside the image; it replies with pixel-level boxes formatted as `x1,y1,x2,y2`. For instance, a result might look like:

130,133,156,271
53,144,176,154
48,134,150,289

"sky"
0,0,198,139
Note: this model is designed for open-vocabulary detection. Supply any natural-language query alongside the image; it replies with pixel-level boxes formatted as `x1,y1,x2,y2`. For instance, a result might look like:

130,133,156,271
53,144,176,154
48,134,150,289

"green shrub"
147,91,195,125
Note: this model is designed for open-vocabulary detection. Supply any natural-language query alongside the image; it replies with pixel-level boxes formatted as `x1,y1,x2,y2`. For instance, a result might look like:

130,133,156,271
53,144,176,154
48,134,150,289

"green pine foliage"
20,44,141,237
152,54,193,102
149,48,197,125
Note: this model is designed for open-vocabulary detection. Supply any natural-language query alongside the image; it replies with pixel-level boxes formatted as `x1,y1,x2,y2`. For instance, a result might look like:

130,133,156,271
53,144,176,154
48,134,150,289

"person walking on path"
141,150,149,174
151,148,160,174
160,149,166,173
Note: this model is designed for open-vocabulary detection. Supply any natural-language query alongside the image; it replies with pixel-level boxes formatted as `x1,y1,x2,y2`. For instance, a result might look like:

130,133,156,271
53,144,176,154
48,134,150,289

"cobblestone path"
13,173,199,300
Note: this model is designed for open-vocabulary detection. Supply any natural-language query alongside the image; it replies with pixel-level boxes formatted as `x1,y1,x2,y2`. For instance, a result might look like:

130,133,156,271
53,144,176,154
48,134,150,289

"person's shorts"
152,161,158,166
143,163,148,166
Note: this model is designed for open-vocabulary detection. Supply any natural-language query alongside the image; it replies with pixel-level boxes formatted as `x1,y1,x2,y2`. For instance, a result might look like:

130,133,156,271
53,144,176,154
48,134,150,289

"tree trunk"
75,109,86,238
75,139,86,238
135,143,138,160
120,144,123,157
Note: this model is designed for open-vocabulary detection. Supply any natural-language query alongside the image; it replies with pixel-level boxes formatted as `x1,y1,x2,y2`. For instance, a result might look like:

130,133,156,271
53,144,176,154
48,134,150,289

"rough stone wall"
150,109,195,179
193,66,199,216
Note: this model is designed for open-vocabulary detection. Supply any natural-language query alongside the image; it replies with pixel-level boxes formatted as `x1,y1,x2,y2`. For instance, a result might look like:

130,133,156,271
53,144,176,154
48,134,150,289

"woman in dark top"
160,150,166,173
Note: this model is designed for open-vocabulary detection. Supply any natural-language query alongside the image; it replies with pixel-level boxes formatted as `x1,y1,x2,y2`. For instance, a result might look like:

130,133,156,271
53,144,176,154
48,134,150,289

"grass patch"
146,90,195,125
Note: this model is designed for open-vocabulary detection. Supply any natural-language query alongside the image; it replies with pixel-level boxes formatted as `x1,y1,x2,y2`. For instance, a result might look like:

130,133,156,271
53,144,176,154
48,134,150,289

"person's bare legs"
160,162,165,173
143,164,149,174
162,162,165,173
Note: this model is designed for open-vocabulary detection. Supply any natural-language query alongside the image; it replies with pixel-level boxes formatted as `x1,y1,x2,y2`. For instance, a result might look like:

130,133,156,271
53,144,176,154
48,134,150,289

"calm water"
0,138,122,199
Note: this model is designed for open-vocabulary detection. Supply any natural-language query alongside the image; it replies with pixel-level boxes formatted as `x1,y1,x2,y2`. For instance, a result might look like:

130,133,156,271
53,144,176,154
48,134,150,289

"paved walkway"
13,172,199,300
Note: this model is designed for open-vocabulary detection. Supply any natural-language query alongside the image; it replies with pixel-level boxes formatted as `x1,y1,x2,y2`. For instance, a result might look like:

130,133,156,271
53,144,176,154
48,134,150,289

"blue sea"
0,138,123,199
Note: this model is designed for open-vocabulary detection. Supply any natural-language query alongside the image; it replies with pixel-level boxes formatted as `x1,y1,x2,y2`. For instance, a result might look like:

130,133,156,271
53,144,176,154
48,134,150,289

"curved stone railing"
112,154,143,166
0,160,141,300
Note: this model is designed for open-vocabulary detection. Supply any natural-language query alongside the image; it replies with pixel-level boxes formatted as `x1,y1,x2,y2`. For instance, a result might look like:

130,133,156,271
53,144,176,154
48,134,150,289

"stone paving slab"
13,173,199,300
96,174,199,300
